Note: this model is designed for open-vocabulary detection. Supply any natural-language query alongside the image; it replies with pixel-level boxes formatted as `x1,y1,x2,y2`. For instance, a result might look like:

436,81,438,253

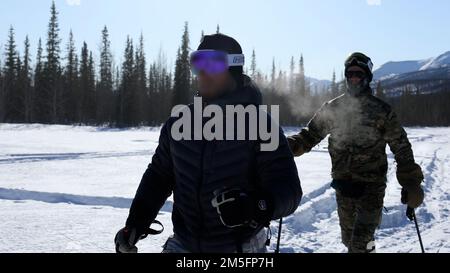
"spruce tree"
331,70,339,97
79,42,88,122
270,58,276,90
149,49,172,124
135,33,148,124
250,49,257,80
97,26,114,124
87,51,96,122
298,54,306,98
43,1,62,123
289,56,295,94
172,22,192,107
118,37,137,126
34,38,46,123
19,36,33,122
79,43,96,123
63,30,78,123
2,26,18,122
148,62,157,122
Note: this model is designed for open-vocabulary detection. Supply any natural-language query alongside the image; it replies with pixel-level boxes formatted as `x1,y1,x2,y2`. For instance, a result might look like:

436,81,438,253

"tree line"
376,82,450,127
1,1,449,128
0,2,174,127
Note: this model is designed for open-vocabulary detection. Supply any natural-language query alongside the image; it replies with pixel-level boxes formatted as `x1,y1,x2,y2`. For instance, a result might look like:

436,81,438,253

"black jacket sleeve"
126,122,175,230
256,125,303,220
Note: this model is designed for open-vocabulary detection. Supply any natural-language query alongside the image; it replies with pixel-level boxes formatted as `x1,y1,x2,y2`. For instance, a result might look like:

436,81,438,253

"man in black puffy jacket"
115,34,302,253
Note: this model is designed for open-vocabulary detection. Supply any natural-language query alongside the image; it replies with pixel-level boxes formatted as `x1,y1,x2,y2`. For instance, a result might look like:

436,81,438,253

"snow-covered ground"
0,124,449,253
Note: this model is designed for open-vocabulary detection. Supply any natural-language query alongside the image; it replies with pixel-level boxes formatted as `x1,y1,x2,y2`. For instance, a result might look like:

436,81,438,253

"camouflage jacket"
288,90,421,184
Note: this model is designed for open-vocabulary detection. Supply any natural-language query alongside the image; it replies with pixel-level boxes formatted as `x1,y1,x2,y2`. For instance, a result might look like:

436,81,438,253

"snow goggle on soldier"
345,53,374,72
190,50,245,75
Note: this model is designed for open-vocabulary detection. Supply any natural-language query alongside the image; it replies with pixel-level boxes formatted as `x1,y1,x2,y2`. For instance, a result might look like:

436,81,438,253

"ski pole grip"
406,207,415,221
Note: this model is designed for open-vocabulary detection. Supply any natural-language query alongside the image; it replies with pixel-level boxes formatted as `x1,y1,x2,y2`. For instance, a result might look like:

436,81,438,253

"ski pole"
275,218,283,253
406,207,425,253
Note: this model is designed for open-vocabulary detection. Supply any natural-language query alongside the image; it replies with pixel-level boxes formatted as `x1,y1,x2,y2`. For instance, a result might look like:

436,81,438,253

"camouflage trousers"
336,183,386,253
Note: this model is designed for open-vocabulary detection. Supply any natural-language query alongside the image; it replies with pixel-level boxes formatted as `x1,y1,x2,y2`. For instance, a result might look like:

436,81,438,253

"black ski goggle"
345,70,366,79
345,56,374,72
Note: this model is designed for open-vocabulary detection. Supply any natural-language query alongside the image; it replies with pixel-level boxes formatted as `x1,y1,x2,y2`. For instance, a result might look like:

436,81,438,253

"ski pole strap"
140,220,164,240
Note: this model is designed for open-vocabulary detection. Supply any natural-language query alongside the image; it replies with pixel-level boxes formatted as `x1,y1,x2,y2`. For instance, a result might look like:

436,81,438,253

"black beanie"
197,33,244,85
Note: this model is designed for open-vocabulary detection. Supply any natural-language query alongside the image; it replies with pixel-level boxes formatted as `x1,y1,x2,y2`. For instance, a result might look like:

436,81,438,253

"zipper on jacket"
196,140,207,252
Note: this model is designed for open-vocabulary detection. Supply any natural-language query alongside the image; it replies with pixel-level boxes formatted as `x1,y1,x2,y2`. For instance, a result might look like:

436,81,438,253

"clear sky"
1,0,450,80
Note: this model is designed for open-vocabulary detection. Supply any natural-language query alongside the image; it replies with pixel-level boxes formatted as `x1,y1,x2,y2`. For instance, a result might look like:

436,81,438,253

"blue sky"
1,0,450,80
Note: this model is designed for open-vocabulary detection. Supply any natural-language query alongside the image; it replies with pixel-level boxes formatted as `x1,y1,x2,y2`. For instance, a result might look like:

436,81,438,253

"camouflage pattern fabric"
288,90,425,253
336,183,386,253
288,91,420,185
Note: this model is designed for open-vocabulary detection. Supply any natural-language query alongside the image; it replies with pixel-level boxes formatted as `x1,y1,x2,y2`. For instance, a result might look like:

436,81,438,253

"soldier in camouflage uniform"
287,53,425,253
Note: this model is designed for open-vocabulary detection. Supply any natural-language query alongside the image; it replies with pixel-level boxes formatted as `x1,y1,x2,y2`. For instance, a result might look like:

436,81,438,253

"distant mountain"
373,51,450,96
420,51,450,70
304,51,450,96
377,66,450,96
373,60,430,80
373,51,450,81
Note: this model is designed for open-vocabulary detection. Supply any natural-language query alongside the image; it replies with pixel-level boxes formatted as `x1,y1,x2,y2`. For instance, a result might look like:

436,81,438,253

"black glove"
397,163,424,187
114,227,143,253
287,136,306,157
211,188,273,229
401,186,424,209
115,221,164,253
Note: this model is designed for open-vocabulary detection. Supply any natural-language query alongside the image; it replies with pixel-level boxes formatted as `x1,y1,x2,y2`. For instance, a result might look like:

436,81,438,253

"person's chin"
199,89,216,98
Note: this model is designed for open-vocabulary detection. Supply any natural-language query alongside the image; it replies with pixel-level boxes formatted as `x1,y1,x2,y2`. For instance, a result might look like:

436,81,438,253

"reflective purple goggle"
190,50,245,75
